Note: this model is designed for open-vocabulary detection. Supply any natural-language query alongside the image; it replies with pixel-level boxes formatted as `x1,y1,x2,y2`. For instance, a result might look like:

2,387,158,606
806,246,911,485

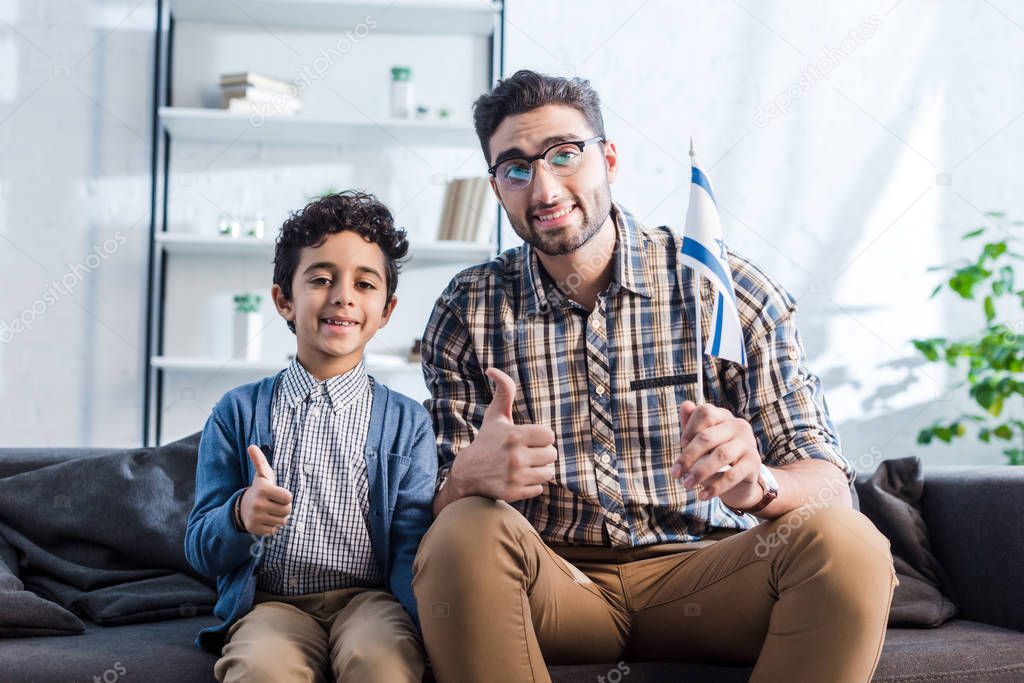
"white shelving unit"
152,352,415,375
143,0,504,445
158,107,479,147
156,232,494,263
169,0,499,35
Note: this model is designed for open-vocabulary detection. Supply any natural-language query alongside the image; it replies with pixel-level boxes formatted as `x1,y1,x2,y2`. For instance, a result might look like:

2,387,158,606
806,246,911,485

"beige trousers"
412,496,897,683
214,586,425,683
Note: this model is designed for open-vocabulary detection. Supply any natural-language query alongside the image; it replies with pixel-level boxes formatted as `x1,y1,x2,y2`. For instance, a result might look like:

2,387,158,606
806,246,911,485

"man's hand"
672,401,763,510
240,445,293,536
447,368,557,504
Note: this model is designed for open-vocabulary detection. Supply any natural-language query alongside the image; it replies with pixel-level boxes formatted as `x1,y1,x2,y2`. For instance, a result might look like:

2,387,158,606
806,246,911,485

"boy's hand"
449,368,557,503
240,445,293,536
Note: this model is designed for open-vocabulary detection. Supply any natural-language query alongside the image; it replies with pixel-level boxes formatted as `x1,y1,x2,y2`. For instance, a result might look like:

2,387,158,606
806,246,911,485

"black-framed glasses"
488,136,606,190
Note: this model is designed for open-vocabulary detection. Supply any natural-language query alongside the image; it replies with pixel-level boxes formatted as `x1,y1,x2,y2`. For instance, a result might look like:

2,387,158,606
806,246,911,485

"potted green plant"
233,293,263,361
911,212,1024,464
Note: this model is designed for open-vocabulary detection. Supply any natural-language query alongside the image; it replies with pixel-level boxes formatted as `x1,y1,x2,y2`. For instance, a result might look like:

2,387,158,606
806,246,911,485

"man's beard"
508,185,612,256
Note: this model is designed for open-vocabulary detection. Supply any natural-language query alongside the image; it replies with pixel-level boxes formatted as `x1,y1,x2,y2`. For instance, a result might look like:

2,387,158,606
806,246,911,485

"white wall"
0,1,155,447
502,0,1024,469
3,0,1023,467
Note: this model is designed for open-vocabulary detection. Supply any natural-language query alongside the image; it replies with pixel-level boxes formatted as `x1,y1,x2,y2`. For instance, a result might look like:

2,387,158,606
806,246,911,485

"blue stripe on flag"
691,166,716,205
711,291,724,356
681,237,736,305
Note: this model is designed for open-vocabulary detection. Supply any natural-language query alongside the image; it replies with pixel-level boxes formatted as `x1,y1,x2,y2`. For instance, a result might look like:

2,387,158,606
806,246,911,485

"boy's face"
272,230,396,378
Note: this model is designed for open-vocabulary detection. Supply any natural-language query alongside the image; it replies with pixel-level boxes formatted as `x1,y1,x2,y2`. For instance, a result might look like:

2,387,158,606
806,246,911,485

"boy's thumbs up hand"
247,444,276,485
240,445,293,536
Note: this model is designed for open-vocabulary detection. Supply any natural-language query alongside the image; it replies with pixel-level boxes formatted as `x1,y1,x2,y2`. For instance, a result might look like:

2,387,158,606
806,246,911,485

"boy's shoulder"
209,372,280,424
371,378,430,428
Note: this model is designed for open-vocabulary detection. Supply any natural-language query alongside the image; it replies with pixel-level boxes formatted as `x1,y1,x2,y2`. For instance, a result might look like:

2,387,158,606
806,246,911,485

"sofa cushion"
854,457,957,627
1,619,1018,682
0,615,219,683
545,620,1024,682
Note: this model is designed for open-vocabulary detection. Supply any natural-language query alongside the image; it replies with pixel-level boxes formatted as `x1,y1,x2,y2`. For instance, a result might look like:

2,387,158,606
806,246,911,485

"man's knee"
776,505,896,614
793,505,892,562
413,495,531,579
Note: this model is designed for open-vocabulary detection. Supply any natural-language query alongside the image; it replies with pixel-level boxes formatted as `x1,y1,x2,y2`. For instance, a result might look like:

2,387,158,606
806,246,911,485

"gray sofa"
1,445,1022,682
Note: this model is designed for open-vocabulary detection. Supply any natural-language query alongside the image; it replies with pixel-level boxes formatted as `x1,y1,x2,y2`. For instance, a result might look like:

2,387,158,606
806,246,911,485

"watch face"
759,464,779,492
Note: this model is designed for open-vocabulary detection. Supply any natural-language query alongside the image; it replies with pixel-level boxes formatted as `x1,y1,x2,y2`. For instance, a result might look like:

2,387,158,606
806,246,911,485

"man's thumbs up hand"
240,445,292,536
448,368,558,503
482,367,517,424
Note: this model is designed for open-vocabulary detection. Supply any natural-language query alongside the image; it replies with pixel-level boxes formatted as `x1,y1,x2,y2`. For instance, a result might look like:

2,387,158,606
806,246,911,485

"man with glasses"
413,70,896,683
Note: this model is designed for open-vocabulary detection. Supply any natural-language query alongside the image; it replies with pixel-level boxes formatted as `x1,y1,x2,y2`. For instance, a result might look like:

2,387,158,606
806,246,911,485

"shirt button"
609,511,621,523
788,348,799,361
295,521,305,533
595,385,606,396
600,453,611,465
303,462,313,475
309,406,321,418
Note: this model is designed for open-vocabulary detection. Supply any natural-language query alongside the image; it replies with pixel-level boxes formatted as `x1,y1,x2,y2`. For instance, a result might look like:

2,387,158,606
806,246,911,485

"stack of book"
437,177,493,242
219,72,302,116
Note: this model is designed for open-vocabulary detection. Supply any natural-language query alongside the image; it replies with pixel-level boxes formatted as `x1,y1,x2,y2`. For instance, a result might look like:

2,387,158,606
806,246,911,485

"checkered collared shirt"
257,357,383,594
421,203,853,548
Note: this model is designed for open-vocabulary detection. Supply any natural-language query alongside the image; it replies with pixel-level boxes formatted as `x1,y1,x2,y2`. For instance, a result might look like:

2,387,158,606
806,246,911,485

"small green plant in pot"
912,212,1024,464
233,293,263,361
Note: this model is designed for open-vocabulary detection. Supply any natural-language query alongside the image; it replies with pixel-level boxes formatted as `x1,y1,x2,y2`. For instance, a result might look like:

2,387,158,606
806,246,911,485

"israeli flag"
680,141,747,366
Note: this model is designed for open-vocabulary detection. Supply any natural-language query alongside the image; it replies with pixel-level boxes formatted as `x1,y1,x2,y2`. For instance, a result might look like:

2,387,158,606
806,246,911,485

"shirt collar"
280,356,369,414
522,202,651,315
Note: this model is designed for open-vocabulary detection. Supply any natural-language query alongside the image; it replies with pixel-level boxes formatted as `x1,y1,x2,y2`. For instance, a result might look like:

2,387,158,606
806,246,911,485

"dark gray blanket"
0,433,217,635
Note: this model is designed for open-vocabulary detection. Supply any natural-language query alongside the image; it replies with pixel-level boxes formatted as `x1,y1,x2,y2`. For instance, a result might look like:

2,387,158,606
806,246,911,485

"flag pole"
690,137,705,407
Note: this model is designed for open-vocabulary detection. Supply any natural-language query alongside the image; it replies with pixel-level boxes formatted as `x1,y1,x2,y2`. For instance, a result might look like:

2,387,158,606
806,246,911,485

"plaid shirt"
257,358,384,593
421,203,853,548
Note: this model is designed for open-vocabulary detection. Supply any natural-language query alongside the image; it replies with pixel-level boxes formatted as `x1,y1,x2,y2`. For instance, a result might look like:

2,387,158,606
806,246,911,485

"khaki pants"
412,497,897,683
214,586,425,683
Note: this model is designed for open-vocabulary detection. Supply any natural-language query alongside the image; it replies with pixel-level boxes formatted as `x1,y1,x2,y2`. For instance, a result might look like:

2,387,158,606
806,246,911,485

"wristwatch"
726,464,779,516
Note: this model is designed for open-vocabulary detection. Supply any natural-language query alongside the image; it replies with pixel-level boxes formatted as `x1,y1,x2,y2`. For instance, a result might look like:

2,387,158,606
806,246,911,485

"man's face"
487,104,617,256
272,230,396,373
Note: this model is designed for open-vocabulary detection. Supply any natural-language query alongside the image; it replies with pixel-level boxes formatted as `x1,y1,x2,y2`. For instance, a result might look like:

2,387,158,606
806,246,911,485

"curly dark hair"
472,69,606,164
273,191,409,334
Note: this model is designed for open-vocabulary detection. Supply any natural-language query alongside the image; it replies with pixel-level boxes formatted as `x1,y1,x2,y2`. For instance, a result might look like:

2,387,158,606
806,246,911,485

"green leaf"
929,283,943,298
912,339,941,362
983,242,1008,261
962,227,985,239
986,211,1007,219
985,295,996,322
994,424,1013,440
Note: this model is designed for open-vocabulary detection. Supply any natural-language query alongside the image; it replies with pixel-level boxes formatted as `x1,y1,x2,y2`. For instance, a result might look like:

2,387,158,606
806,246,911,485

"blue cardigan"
184,371,437,652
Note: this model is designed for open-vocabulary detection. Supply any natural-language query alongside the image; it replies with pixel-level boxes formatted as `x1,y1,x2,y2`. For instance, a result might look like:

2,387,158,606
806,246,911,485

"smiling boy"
185,191,436,682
